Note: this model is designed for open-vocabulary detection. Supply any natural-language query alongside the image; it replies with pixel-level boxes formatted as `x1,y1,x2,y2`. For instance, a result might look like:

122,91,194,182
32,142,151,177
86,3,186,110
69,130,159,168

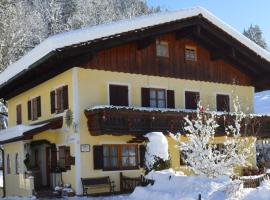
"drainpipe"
0,147,5,197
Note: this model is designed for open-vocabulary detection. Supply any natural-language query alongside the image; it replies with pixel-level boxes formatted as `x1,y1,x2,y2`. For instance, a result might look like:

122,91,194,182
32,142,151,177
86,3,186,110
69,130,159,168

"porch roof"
0,116,63,144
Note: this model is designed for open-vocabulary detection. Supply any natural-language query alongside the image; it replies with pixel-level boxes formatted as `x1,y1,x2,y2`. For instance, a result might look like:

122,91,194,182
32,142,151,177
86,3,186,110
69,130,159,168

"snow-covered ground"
3,169,270,200
254,90,270,114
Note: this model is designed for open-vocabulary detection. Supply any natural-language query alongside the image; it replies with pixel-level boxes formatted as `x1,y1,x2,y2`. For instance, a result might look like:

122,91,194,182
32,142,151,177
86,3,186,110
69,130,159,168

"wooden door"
46,147,50,187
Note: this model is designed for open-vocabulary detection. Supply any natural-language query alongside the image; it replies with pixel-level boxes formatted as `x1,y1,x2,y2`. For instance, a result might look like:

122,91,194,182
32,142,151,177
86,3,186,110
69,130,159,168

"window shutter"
166,90,175,109
37,96,41,117
141,88,150,107
93,145,103,170
27,100,32,120
65,146,71,170
63,85,69,110
51,148,57,171
216,94,230,112
139,145,146,168
109,85,129,106
185,91,199,110
16,104,22,124
50,90,56,114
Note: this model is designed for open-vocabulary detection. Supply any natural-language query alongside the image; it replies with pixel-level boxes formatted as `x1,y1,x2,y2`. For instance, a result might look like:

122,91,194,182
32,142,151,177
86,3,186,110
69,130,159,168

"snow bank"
144,132,169,169
131,169,230,200
242,181,270,200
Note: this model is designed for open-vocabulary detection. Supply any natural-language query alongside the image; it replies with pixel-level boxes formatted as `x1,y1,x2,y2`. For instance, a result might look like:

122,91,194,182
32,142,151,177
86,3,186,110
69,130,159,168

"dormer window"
156,40,169,57
185,46,197,61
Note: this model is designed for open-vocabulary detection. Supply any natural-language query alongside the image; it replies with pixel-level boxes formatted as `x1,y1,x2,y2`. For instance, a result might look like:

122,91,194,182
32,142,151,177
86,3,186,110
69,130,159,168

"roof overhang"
0,116,63,145
1,7,270,99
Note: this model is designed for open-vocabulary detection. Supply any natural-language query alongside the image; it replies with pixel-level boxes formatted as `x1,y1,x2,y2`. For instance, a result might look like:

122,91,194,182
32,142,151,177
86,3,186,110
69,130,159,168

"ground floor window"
6,154,11,174
103,144,138,170
93,144,139,171
15,153,19,174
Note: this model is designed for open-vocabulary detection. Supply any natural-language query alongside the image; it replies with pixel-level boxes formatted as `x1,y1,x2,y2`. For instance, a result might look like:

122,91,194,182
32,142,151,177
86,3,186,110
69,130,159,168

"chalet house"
1,7,270,197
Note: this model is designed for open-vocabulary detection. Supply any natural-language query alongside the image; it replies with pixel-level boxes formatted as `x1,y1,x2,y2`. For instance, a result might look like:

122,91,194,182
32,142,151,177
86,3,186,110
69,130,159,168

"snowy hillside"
255,90,270,114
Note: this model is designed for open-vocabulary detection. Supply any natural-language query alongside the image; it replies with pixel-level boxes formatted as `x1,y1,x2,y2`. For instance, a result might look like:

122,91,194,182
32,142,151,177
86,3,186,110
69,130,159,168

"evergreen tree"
243,24,268,49
0,0,160,72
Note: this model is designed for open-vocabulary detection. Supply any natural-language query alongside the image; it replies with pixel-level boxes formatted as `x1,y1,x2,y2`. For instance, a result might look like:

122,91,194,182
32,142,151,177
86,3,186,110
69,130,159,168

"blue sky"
147,0,270,45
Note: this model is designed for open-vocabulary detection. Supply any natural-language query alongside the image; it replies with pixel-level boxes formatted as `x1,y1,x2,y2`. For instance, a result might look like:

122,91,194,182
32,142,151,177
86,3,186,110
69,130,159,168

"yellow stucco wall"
3,69,78,196
4,141,34,197
77,68,255,193
3,67,256,196
7,69,74,127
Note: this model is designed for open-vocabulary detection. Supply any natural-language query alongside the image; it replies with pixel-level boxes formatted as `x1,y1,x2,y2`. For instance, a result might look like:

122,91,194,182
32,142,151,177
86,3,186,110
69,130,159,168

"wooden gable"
82,33,251,86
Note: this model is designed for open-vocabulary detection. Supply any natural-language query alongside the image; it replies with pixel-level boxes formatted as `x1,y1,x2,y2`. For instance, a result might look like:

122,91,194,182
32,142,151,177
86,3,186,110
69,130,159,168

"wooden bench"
81,177,115,196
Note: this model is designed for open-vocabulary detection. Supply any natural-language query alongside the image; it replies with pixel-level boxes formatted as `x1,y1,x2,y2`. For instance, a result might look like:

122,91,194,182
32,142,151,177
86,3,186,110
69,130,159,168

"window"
185,91,200,110
185,46,197,61
141,88,175,108
6,154,11,174
103,144,138,170
180,149,192,166
16,104,22,125
109,84,129,106
149,89,166,108
156,40,169,57
216,94,230,112
93,144,139,170
15,153,19,174
50,85,69,114
27,96,41,121
180,150,188,166
58,146,71,171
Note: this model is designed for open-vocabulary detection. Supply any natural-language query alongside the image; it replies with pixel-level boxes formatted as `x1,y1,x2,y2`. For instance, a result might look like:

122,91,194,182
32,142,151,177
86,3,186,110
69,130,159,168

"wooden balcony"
84,106,270,138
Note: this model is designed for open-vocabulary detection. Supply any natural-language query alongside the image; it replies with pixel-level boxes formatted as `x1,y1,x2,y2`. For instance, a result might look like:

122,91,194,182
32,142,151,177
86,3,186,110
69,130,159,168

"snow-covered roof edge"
1,6,270,87
87,105,270,117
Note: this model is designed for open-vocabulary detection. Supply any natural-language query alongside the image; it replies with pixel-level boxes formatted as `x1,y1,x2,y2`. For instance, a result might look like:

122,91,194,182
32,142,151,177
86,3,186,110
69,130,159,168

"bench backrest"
81,177,110,186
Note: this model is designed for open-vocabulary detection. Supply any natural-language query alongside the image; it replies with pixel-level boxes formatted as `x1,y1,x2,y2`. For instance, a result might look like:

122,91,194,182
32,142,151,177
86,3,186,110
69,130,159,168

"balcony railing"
84,106,270,137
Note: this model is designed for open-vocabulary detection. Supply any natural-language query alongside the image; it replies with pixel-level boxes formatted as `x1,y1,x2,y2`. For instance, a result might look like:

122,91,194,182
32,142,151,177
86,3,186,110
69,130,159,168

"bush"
145,155,171,174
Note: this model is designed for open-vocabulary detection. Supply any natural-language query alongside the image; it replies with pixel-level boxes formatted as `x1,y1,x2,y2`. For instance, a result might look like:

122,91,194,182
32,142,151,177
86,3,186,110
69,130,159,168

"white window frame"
156,40,169,58
185,45,197,61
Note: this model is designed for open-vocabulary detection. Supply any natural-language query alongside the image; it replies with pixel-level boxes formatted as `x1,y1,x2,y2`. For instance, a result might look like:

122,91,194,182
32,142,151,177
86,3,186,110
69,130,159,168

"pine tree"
243,24,268,49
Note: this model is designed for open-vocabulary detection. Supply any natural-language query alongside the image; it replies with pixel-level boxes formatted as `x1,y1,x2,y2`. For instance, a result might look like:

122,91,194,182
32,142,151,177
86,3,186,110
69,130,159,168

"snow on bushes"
171,100,251,178
144,132,170,173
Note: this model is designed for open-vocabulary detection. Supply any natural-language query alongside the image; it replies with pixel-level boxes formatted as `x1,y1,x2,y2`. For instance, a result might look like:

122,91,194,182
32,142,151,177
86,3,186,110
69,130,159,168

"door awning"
0,116,63,144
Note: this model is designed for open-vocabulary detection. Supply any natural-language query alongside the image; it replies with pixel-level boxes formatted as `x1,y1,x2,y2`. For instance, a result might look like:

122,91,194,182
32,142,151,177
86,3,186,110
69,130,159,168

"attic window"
185,46,197,61
156,40,169,57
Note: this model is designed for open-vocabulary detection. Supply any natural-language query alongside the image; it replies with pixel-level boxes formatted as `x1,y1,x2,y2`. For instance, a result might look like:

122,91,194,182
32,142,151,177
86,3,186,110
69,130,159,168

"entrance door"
46,147,51,187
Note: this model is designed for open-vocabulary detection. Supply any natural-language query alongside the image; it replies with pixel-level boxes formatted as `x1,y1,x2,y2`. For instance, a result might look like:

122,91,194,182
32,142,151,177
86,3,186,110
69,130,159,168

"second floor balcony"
84,106,270,138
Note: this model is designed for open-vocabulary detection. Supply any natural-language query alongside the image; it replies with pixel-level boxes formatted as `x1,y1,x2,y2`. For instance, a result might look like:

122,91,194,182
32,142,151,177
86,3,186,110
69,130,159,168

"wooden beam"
137,37,155,50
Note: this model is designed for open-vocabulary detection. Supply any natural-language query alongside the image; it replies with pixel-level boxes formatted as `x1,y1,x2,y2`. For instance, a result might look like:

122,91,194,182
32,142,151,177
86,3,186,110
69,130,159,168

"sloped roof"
0,124,47,144
0,116,63,144
1,7,270,87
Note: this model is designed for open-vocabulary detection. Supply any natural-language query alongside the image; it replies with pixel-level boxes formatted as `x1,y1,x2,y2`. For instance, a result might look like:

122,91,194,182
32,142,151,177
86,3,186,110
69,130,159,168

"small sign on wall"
81,144,90,152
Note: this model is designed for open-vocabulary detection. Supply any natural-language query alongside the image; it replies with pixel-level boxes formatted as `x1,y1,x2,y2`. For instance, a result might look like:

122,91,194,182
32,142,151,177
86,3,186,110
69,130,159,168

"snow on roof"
0,123,46,142
255,90,270,114
1,7,270,87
